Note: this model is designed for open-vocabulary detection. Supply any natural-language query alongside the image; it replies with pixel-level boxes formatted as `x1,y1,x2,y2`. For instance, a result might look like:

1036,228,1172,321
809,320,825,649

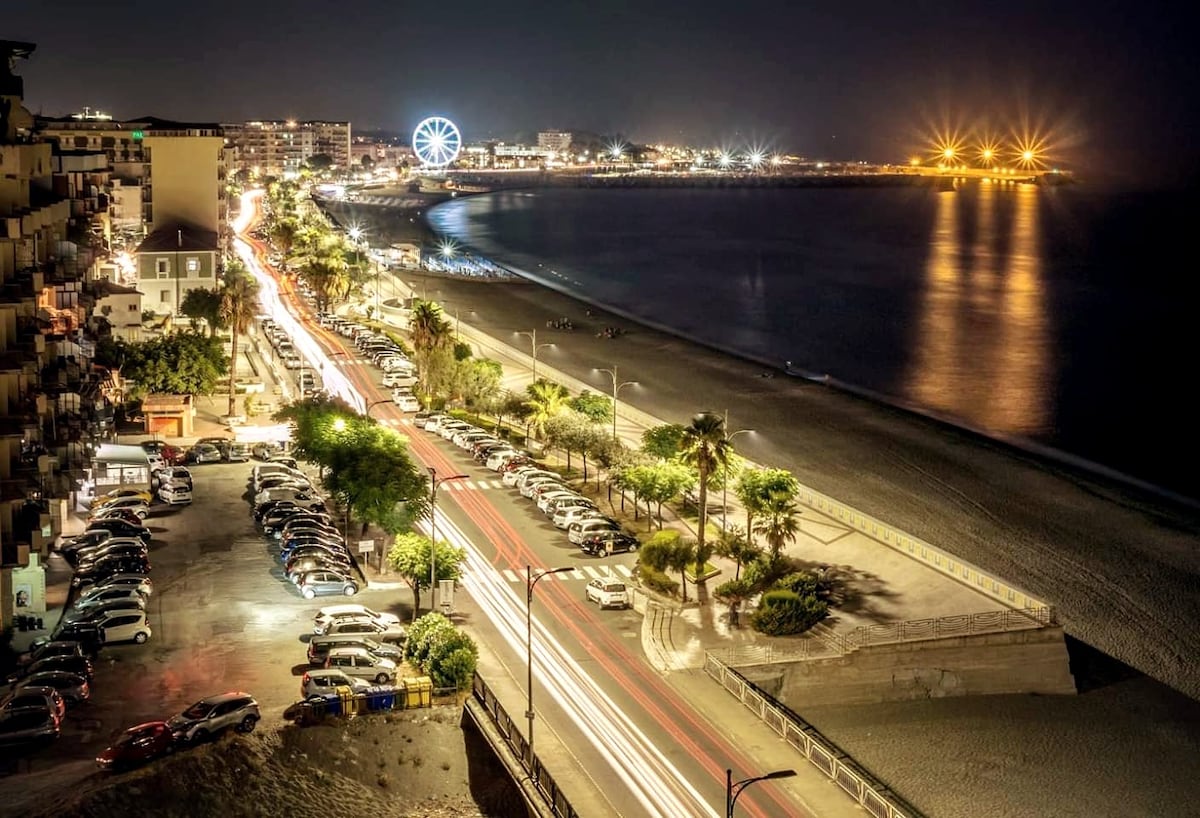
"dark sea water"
426,183,1199,502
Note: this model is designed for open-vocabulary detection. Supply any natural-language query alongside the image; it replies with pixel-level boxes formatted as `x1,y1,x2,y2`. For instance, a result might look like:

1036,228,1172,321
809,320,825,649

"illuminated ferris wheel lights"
412,116,462,167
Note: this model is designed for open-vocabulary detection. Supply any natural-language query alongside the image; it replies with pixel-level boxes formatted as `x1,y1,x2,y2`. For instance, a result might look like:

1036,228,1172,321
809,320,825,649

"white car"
158,483,192,505
521,476,565,499
252,464,308,490
513,469,560,489
313,605,402,635
553,504,605,529
89,497,150,520
585,578,631,610
90,574,153,597
536,490,583,514
392,393,421,413
96,611,152,644
382,369,417,388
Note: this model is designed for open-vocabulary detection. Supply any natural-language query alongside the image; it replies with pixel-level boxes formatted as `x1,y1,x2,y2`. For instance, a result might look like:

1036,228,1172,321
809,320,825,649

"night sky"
7,0,1198,186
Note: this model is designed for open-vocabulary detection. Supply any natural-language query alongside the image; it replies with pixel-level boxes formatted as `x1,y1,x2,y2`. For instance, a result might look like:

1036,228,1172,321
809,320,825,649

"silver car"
0,709,60,748
324,647,398,684
0,685,66,721
167,691,260,743
14,671,90,707
73,585,147,612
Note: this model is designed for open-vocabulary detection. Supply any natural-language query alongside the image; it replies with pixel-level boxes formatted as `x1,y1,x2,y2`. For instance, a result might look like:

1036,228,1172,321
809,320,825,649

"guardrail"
704,653,926,818
794,485,1050,611
708,606,1056,667
471,673,580,818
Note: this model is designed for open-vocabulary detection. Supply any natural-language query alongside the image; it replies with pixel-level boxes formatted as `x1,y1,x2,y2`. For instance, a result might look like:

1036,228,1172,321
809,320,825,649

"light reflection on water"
908,182,1049,435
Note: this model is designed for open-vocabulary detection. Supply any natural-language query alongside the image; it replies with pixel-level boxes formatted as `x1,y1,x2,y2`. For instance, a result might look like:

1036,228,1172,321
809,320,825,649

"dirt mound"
22,709,498,818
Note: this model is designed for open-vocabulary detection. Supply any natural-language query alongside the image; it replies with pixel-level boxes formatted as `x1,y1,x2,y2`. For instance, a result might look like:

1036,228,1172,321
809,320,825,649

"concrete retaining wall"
738,626,1076,707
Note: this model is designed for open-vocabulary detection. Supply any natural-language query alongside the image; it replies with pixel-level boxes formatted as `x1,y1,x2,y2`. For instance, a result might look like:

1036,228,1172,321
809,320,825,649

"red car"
96,721,176,770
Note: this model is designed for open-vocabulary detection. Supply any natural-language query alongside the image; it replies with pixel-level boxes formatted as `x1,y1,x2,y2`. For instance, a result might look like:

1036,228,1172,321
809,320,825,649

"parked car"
158,483,193,505
167,692,260,744
96,611,153,645
89,496,150,520
155,466,194,490
17,641,85,668
536,489,582,514
580,531,641,556
96,721,176,770
63,597,146,627
392,392,421,412
90,488,152,509
74,585,147,613
567,517,621,544
186,443,223,464
57,529,114,559
0,685,66,721
141,440,182,465
71,555,151,588
306,634,404,666
299,669,371,698
7,654,94,684
84,518,151,543
226,442,252,462
87,507,149,528
12,671,90,707
318,617,406,643
324,646,397,684
88,573,153,597
313,605,401,634
75,541,149,570
295,570,359,599
0,709,60,749
44,621,103,653
585,578,631,610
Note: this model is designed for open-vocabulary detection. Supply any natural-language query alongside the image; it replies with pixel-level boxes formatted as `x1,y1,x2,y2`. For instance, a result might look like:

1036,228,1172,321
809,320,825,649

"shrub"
432,646,478,690
404,612,454,664
749,589,829,636
777,571,827,599
637,564,680,598
638,530,681,572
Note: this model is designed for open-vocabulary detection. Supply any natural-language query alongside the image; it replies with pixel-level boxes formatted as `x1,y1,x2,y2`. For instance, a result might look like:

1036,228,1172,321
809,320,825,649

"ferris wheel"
412,116,462,167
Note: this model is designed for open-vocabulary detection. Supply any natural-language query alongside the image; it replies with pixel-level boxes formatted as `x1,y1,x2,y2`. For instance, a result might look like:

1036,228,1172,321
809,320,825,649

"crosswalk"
496,564,635,584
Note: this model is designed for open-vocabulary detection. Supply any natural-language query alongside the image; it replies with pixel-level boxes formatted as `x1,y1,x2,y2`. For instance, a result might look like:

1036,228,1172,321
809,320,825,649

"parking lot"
4,457,403,780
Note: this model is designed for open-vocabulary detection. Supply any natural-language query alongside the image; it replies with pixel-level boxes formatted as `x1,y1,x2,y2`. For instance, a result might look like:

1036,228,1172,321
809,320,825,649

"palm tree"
300,253,350,313
409,300,452,355
524,380,569,440
754,491,802,561
219,270,260,416
680,412,729,578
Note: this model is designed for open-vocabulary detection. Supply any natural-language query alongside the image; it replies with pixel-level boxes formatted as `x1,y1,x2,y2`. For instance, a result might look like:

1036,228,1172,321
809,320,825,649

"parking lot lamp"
526,565,573,774
428,467,467,613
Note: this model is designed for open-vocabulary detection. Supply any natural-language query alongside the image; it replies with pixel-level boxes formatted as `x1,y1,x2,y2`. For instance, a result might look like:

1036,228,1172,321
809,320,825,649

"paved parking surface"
4,460,404,777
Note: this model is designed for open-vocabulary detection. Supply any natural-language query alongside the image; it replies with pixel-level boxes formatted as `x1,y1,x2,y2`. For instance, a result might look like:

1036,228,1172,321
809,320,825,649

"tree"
524,380,570,440
268,217,300,261
714,525,761,580
452,357,502,409
409,300,454,383
179,288,223,335
736,468,799,548
323,422,429,535
714,578,756,628
642,424,685,461
385,533,466,618
118,332,228,396
404,613,478,690
219,270,259,416
636,461,695,530
299,253,350,313
570,390,613,424
305,153,334,173
666,538,698,603
680,412,729,588
754,491,802,560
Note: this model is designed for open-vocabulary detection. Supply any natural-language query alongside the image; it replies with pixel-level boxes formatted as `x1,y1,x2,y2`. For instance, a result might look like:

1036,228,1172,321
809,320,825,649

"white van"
382,368,417,388
392,392,421,413
568,518,620,545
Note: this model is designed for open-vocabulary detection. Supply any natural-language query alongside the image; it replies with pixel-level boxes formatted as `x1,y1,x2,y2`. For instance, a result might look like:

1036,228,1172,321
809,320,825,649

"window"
185,257,200,274
161,290,170,303
129,304,138,311
156,258,170,277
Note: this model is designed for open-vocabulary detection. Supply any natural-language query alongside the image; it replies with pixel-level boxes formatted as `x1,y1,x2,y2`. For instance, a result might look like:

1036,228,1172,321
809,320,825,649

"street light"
526,564,573,773
515,329,554,382
428,467,468,613
595,366,637,440
726,768,796,817
723,421,755,534
366,398,393,418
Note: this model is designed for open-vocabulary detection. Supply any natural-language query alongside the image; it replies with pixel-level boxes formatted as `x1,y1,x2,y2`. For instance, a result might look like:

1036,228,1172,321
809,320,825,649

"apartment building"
537,130,573,153
223,119,351,176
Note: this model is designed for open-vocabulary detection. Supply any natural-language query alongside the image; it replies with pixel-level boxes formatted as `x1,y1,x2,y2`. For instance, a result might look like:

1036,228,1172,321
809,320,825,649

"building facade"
538,130,573,153
223,120,351,176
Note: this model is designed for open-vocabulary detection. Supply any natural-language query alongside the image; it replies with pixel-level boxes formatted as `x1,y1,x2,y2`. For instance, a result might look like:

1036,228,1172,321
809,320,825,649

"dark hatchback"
579,531,641,556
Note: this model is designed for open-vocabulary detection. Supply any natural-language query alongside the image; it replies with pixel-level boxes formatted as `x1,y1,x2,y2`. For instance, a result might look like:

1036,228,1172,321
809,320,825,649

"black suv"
579,531,641,556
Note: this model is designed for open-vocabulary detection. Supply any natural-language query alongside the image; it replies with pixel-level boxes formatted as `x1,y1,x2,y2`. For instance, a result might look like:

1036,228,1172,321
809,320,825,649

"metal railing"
704,653,926,818
708,606,1056,667
470,674,580,818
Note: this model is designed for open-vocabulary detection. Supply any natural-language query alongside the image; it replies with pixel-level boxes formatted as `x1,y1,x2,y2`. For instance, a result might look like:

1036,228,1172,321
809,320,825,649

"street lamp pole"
596,365,637,441
427,467,467,613
723,413,755,534
515,329,554,382
366,398,393,418
526,564,573,774
726,768,796,817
